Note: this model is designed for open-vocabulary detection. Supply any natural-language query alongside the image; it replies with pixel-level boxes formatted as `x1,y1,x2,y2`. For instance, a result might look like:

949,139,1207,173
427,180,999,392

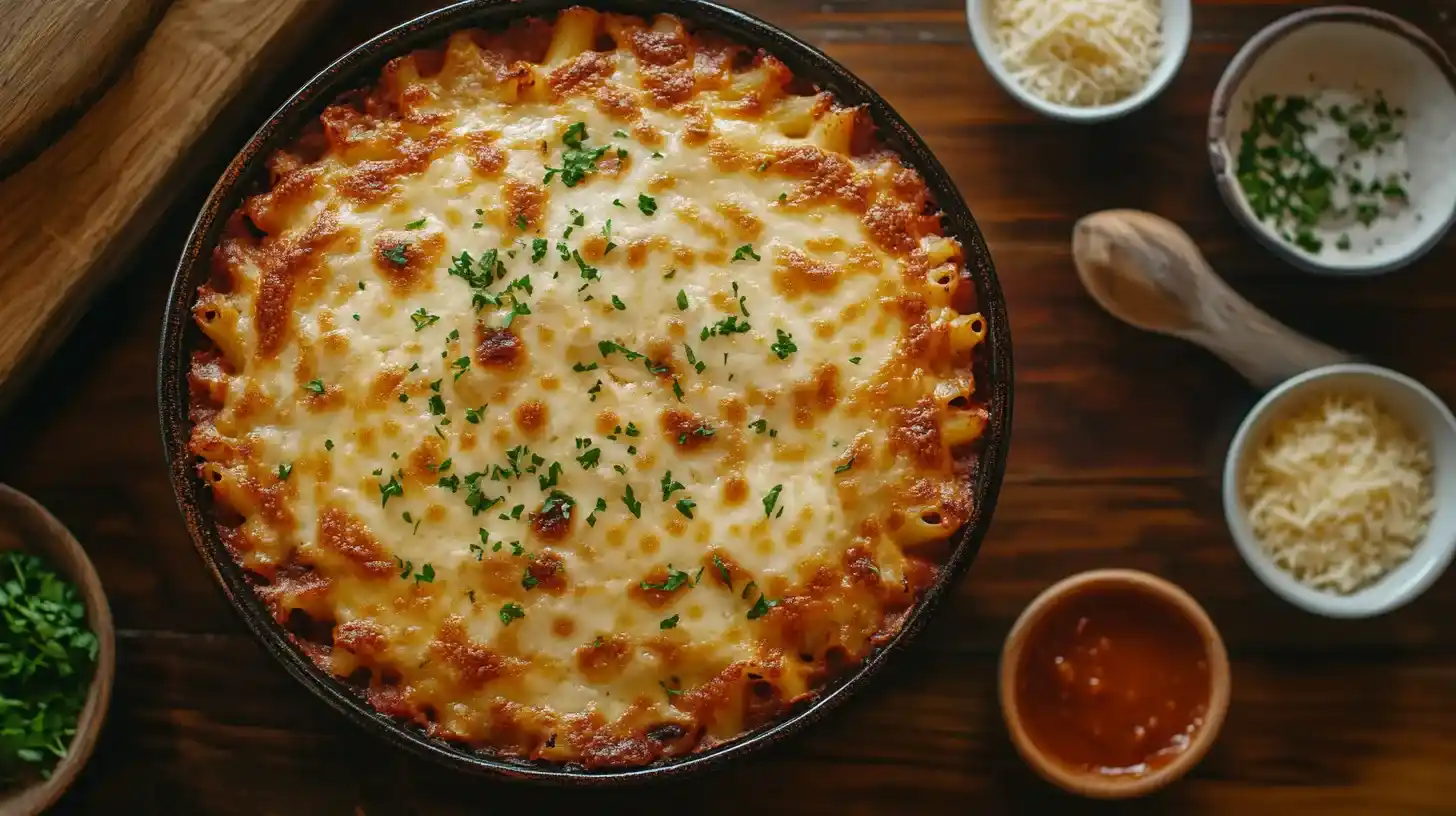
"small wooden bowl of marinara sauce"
1000,569,1231,799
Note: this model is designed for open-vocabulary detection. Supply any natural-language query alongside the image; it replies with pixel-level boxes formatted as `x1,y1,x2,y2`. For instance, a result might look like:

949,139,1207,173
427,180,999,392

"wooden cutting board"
0,0,336,412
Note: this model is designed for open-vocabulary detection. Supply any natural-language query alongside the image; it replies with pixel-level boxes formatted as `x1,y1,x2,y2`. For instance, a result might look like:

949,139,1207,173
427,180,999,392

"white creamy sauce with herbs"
1236,88,1415,257
1218,21,1456,270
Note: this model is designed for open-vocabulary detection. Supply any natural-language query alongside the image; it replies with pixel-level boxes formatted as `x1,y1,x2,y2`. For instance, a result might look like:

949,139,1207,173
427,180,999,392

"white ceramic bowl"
1208,7,1456,276
965,0,1192,123
1222,364,1456,618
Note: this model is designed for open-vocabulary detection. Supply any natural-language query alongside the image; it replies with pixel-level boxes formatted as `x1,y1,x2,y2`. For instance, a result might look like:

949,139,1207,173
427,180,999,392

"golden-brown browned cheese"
188,6,989,768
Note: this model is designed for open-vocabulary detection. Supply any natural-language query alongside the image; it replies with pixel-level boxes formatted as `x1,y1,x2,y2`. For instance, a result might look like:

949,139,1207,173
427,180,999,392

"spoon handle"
1177,294,1356,390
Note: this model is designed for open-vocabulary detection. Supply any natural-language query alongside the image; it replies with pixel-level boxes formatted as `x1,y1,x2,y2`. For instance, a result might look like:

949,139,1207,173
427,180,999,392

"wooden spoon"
1072,210,1356,390
0,0,172,177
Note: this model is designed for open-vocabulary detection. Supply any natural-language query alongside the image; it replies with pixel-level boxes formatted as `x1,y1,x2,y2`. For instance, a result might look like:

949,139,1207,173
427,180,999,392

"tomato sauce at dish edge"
1015,587,1212,777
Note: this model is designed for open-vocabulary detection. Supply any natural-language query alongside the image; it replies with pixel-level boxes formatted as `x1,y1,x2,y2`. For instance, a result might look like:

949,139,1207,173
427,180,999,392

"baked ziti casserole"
187,6,991,768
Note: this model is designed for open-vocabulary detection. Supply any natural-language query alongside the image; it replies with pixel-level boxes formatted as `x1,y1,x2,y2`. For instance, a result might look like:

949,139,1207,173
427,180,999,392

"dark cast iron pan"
157,0,1014,785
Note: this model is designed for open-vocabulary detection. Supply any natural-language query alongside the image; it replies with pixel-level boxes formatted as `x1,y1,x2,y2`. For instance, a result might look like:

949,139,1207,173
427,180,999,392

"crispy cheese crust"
188,7,990,768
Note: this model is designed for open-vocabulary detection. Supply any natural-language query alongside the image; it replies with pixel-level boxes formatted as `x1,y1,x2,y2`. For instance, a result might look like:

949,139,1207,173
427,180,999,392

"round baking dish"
157,0,1013,784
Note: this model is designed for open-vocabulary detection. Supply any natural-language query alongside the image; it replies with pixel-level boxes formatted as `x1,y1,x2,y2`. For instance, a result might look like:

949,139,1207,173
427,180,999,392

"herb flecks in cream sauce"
1237,89,1411,256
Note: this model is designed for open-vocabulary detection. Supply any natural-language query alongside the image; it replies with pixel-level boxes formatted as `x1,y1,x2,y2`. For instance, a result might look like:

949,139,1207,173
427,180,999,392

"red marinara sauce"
1015,587,1212,777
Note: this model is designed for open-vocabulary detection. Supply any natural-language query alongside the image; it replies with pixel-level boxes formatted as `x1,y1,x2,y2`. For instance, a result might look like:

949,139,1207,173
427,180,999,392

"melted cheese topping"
189,7,989,768
1243,393,1434,595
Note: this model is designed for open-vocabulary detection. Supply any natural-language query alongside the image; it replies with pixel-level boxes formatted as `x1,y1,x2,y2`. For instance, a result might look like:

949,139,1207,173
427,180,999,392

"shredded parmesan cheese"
1242,394,1435,595
989,0,1164,108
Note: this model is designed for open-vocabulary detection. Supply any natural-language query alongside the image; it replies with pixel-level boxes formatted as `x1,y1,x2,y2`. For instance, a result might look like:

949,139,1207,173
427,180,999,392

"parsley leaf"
611,295,627,311
638,193,658,216
660,471,685,501
676,289,689,310
770,329,797,359
713,555,732,589
405,217,428,230
577,447,601,469
835,456,855,474
276,463,293,481
304,379,325,395
660,614,680,629
499,602,526,625
640,564,692,592
747,593,779,620
383,243,409,266
762,484,783,518
675,497,696,519
731,244,760,262
543,122,609,187
849,356,862,364
380,473,404,507
531,238,548,263
623,485,643,518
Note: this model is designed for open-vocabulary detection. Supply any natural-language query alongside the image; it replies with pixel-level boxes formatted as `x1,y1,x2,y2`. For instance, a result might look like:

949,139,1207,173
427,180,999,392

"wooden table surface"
4,0,1454,812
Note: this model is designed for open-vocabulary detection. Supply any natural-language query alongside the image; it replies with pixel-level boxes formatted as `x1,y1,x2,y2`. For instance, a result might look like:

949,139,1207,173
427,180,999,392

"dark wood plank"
2,0,1453,811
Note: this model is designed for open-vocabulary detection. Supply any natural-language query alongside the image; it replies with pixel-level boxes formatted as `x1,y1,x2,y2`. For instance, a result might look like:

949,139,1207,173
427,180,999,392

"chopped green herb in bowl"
0,551,99,784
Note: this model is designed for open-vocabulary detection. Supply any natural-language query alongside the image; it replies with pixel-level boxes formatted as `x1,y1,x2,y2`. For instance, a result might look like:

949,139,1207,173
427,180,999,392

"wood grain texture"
0,0,171,176
0,0,335,414
0,0,1452,813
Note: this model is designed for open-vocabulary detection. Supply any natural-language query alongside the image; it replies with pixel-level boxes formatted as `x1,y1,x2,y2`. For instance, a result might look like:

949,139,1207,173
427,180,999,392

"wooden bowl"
999,569,1230,799
0,485,114,815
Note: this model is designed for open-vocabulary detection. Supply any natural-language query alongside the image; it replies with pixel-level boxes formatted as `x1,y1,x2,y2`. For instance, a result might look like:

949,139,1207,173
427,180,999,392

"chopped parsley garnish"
611,295,627,310
531,238,548,263
383,243,409,266
415,563,435,584
573,361,599,372
515,214,528,231
438,474,460,492
623,485,643,518
713,555,732,588
731,244,760,262
577,447,601,469
835,456,855,474
675,498,696,519
276,463,293,481
469,541,485,560
748,418,768,434
747,593,779,620
537,461,564,491
325,439,334,451
640,564,692,592
541,490,576,521
613,198,625,207
660,471,685,501
544,121,609,188
676,289,689,310
660,680,683,697
304,379,325,395
683,345,706,374
428,395,447,416
499,603,526,625
733,281,750,316
464,405,487,424
849,356,862,365
762,484,783,518
700,315,751,340
405,217,427,230
501,301,531,328
380,473,404,506
451,356,471,381
671,379,684,401
587,496,608,527
588,380,603,401
770,329,797,359
638,194,658,216
625,423,640,437
522,566,538,590
572,250,600,283
660,615,680,629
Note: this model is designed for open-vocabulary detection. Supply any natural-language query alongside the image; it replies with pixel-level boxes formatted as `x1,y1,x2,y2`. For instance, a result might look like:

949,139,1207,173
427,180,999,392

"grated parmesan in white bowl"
1224,364,1456,618
966,0,1191,123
